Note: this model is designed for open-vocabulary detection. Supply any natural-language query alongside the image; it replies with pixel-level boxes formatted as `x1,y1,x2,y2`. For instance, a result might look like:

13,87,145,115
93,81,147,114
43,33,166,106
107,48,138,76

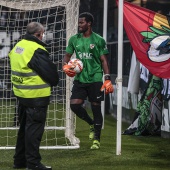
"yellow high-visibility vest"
9,39,51,98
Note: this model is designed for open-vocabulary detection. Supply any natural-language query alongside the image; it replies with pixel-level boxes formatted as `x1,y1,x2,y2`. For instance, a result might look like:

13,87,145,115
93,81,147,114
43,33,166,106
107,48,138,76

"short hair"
79,12,94,25
26,22,44,35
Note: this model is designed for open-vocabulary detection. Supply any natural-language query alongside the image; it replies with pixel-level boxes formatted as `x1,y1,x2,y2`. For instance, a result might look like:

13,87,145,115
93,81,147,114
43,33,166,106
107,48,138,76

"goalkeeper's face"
78,17,89,33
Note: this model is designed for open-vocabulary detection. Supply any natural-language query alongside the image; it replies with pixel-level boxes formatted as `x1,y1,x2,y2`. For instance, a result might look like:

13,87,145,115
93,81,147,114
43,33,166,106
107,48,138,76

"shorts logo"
90,44,95,49
97,95,102,99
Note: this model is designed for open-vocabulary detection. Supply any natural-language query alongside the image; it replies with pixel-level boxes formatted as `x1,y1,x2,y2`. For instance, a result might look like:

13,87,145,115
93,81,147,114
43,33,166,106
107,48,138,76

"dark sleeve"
27,48,59,86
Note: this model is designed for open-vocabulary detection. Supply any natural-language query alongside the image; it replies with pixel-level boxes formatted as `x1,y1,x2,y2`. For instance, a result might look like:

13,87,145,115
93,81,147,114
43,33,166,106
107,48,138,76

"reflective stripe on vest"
13,84,49,89
12,70,37,77
12,71,49,89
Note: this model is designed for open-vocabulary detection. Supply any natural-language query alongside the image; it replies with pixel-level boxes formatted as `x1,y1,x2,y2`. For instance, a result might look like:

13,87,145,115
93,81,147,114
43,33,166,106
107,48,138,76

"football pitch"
0,112,170,170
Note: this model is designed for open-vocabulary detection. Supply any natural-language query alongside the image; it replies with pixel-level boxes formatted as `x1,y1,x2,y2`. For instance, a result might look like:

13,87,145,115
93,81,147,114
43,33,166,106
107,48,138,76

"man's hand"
63,64,76,77
100,80,114,94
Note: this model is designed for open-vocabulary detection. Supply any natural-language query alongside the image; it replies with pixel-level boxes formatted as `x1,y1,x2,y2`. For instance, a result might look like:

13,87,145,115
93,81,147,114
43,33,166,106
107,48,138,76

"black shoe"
27,163,52,170
13,163,26,169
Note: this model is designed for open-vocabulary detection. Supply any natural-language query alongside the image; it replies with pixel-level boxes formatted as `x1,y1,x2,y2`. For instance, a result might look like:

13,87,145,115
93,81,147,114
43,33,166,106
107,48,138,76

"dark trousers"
13,103,48,168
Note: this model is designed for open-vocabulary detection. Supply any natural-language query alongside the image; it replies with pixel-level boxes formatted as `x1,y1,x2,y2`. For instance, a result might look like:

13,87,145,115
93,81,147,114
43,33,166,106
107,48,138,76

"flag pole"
103,0,108,41
102,0,108,129
116,0,123,155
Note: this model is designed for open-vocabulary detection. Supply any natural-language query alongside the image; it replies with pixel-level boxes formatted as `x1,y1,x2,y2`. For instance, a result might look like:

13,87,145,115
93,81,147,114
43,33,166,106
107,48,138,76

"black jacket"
17,34,59,107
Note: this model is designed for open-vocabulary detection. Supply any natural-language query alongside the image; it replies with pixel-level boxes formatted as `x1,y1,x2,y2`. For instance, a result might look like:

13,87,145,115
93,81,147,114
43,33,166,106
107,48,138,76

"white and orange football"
68,58,83,74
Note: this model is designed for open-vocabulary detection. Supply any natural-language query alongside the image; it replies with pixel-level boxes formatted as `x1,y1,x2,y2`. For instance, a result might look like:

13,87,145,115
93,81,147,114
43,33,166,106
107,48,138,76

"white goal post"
0,0,80,149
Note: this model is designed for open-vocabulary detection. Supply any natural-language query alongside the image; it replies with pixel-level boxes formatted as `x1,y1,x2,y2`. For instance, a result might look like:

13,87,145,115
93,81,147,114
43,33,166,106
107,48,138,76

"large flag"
118,1,170,78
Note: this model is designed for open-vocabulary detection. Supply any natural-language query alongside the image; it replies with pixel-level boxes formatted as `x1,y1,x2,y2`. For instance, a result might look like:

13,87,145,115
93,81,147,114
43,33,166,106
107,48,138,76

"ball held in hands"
62,64,76,77
68,58,83,74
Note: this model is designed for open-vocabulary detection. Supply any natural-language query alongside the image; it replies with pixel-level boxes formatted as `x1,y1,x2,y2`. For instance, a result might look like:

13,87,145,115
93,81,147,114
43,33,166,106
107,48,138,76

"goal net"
0,0,80,149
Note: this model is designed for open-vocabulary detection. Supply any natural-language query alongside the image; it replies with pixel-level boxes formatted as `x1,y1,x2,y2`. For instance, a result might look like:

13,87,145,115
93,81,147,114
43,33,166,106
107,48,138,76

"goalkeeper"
63,12,114,149
9,22,59,170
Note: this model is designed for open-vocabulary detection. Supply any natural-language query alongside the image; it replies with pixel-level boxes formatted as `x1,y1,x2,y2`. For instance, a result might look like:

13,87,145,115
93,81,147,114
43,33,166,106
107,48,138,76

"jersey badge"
90,44,95,49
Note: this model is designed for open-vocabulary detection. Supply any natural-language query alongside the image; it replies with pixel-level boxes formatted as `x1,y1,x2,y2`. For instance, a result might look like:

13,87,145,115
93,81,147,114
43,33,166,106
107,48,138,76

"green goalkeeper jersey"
66,32,109,83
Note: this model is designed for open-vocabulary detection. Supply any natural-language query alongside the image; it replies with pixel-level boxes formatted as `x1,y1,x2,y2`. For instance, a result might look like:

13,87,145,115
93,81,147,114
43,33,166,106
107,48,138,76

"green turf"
0,114,170,170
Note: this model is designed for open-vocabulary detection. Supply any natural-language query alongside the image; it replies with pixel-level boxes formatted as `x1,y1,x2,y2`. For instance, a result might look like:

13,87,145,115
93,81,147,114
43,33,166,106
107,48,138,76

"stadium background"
0,0,170,130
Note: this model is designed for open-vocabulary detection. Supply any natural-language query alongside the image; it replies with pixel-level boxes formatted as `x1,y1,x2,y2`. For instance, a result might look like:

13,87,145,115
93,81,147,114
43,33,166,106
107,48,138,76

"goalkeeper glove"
100,80,114,95
63,64,76,77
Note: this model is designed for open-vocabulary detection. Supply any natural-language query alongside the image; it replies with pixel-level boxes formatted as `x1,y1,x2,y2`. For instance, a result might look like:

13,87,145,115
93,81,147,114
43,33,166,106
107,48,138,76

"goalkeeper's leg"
70,103,94,125
90,103,103,149
70,103,95,140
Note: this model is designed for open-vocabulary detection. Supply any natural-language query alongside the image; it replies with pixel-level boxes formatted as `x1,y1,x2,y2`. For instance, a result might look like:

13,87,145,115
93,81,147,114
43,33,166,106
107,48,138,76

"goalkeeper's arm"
100,54,114,94
62,52,72,65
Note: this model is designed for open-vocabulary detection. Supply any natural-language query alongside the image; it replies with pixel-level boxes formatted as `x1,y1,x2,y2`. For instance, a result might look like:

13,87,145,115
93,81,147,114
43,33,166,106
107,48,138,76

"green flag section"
123,75,162,136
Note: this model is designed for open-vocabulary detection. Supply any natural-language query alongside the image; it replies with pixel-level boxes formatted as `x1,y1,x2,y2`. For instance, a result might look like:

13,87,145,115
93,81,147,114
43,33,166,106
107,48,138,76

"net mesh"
0,0,80,149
